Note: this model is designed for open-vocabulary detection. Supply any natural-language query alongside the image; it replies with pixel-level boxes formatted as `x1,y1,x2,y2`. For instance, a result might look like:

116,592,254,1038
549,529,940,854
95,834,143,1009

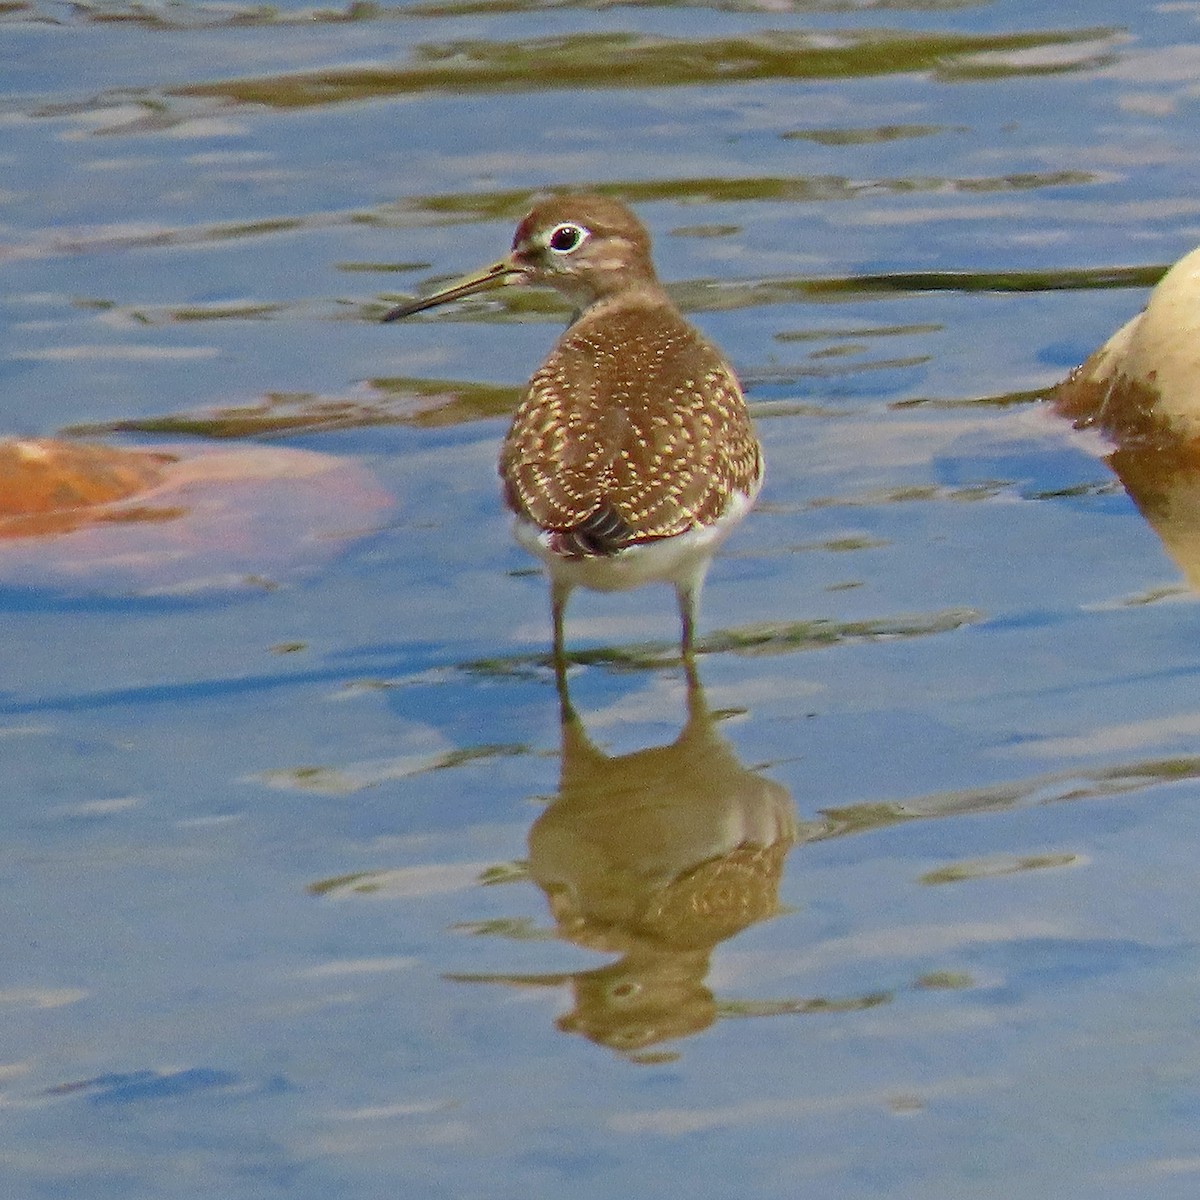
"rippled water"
6,1,1200,1196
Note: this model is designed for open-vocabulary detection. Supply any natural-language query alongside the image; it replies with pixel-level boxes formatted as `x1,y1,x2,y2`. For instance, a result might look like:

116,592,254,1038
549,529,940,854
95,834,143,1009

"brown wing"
499,303,761,553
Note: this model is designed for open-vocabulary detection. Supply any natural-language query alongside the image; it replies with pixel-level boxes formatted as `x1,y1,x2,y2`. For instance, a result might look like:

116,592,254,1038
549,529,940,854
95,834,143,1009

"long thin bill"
380,259,522,322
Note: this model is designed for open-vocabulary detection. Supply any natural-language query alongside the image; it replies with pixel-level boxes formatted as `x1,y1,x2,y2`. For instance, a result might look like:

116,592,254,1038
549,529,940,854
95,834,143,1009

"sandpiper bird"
382,193,763,659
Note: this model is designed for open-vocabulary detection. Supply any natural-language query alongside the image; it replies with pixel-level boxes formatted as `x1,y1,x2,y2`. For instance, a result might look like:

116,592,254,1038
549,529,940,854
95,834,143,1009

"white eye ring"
546,223,588,254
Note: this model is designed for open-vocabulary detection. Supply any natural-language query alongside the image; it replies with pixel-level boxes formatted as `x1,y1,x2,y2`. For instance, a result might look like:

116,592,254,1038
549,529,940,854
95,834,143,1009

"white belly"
512,484,759,596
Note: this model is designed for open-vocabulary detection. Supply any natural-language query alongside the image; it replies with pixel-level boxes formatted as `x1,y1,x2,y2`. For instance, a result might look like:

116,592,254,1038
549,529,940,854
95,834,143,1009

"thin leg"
682,645,702,699
554,643,574,720
676,582,698,660
550,579,571,671
676,559,710,661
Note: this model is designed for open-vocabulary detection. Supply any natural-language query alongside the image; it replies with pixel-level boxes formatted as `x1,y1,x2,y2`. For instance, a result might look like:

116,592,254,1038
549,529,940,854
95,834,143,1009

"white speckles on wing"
499,300,762,557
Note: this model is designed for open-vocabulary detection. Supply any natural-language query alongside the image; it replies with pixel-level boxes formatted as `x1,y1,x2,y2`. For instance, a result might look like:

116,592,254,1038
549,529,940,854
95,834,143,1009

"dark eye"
548,223,586,254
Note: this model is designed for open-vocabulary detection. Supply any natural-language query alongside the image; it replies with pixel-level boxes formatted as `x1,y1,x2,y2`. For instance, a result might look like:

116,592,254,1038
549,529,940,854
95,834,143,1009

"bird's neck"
567,280,675,328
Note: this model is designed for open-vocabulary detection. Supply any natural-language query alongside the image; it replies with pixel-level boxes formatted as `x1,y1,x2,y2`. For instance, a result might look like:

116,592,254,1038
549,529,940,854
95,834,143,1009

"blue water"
5,1,1200,1196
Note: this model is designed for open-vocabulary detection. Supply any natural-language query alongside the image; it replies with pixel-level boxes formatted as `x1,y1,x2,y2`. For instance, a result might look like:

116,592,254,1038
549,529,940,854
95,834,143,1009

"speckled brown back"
499,299,761,554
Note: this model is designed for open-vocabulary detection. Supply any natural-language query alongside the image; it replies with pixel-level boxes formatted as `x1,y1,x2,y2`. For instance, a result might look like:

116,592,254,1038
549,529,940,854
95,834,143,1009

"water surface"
5,1,1200,1196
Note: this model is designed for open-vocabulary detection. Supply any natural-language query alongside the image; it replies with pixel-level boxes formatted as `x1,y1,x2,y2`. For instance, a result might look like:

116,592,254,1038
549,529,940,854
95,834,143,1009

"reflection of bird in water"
1052,243,1200,592
451,662,795,1058
382,193,763,660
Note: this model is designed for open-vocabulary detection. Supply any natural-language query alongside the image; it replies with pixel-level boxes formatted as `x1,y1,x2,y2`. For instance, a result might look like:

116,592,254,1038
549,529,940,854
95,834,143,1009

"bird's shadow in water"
448,657,803,1060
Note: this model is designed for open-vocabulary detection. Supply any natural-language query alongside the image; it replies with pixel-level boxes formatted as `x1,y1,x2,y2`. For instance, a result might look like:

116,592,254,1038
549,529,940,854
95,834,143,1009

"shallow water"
6,0,1200,1196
